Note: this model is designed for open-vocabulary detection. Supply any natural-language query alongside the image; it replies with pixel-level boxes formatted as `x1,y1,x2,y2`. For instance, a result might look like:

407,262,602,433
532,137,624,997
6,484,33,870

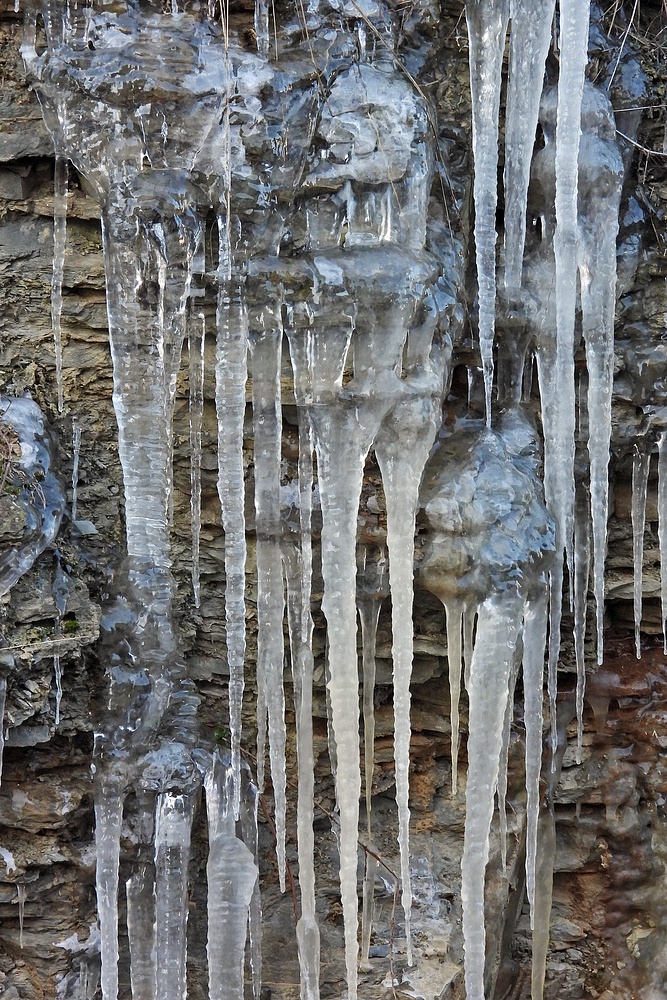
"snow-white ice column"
466,0,509,423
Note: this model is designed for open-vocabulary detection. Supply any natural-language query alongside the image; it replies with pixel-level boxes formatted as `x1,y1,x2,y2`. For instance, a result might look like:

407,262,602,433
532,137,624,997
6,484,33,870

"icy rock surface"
0,396,65,597
13,1,647,999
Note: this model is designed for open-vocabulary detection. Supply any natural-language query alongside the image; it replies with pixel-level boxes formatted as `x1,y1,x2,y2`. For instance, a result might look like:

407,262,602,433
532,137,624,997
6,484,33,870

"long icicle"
579,113,622,665
251,322,287,890
542,0,590,742
462,593,523,1000
466,0,510,425
573,486,590,763
154,792,193,1000
375,391,440,966
95,782,124,1000
215,218,248,817
504,0,556,290
522,590,548,928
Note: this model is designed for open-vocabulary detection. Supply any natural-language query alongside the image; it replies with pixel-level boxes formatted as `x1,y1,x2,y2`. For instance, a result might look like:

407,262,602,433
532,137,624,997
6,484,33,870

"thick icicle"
503,0,555,289
461,594,522,1000
444,601,463,796
578,88,623,665
251,322,286,888
189,313,206,608
205,753,259,1000
215,247,248,814
374,292,441,965
239,777,263,1000
537,3,589,734
552,0,589,567
154,792,193,1000
573,487,590,762
631,444,650,658
659,433,667,654
497,655,519,876
52,155,68,414
126,865,157,1000
522,591,548,927
357,546,387,969
285,542,321,1000
94,783,124,1000
466,0,510,423
530,806,556,1000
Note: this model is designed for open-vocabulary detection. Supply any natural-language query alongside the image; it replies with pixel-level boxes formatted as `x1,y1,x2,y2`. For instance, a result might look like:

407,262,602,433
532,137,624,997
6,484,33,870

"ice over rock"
9,1,645,999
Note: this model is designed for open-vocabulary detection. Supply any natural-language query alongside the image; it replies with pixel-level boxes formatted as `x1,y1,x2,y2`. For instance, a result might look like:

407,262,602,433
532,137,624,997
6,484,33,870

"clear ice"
16,2,632,1000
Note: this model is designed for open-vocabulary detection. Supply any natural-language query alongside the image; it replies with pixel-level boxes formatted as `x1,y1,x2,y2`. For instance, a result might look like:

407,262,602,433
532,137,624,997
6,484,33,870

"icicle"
285,543,321,1000
71,422,82,522
189,313,206,608
126,866,157,1000
463,603,476,689
531,806,556,1000
154,792,192,1000
0,677,6,787
503,0,555,290
215,226,248,815
357,547,386,969
522,591,548,928
54,655,62,726
239,778,263,1000
284,406,320,1000
375,388,440,966
287,309,377,1000
444,600,463,796
497,654,520,876
254,0,269,56
659,433,667,654
466,0,510,424
52,156,68,414
251,323,286,888
573,489,590,763
578,100,623,665
205,754,258,1000
631,444,650,658
17,883,26,949
95,783,124,1000
546,0,589,644
461,593,522,1000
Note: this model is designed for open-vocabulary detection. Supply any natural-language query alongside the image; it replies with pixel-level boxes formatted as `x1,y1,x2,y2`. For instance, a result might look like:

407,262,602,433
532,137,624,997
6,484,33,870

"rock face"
0,2,667,999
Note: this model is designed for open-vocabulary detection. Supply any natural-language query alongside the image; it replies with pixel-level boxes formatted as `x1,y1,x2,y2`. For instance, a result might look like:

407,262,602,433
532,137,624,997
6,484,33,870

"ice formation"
13,1,637,999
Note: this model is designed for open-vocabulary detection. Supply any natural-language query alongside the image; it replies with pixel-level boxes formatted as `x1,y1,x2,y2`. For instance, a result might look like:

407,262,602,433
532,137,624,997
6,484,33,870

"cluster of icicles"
11,1,667,999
